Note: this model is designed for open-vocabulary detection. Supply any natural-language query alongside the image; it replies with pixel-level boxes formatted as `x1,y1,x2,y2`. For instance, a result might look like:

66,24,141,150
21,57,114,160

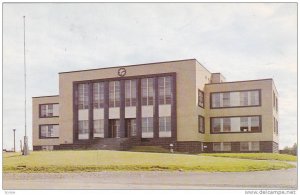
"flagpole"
22,15,29,155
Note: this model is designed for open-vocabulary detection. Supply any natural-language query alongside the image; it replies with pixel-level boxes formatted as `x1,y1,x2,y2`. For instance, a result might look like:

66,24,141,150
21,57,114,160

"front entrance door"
109,119,120,138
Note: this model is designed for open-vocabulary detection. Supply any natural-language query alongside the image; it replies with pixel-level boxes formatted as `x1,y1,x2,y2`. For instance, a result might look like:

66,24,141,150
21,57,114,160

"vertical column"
88,82,94,140
171,74,177,139
104,81,109,138
73,83,78,142
136,79,142,139
119,80,125,138
153,77,159,138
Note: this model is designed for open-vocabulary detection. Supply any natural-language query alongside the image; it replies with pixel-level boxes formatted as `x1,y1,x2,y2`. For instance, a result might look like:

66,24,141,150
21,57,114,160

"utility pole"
13,129,16,152
22,15,29,156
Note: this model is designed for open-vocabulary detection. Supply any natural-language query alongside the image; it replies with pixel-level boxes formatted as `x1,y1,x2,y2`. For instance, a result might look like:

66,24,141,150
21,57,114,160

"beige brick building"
32,59,279,153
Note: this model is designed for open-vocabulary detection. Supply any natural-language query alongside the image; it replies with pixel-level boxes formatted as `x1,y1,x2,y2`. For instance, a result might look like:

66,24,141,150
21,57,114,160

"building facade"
32,59,279,153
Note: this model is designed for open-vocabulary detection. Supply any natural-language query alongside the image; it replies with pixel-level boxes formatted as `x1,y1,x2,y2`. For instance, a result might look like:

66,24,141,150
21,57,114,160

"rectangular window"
211,116,261,133
77,83,89,109
159,116,171,137
213,142,231,152
93,82,104,109
240,141,260,151
240,142,249,151
141,78,154,106
125,80,137,107
198,116,205,133
211,90,260,108
93,119,104,138
78,120,89,140
198,90,204,108
40,124,59,138
142,117,153,138
213,143,221,151
109,81,120,107
223,142,231,151
40,104,59,117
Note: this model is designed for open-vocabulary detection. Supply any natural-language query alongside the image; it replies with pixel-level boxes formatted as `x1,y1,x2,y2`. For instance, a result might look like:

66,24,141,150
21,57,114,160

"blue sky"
3,3,297,150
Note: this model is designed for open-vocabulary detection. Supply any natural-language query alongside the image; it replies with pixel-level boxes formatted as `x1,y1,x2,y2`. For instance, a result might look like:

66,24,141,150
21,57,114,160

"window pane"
165,76,172,104
41,105,47,117
130,119,137,136
212,118,221,132
199,116,204,133
212,93,220,108
223,118,231,132
240,91,248,106
250,91,259,105
141,79,148,105
223,92,230,107
93,82,104,108
78,83,89,109
251,116,260,132
158,77,165,104
223,142,231,151
251,142,260,151
125,80,131,107
131,80,137,106
240,117,249,132
240,142,249,151
198,90,204,107
78,120,89,139
115,81,120,107
148,78,154,105
213,143,221,151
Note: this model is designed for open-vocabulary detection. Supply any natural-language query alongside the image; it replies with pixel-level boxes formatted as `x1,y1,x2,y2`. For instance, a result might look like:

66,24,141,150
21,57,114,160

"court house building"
32,59,279,153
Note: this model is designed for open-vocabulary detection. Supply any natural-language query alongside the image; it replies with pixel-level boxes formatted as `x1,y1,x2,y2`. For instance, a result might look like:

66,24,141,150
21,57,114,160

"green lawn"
129,146,170,153
201,153,297,161
3,150,294,173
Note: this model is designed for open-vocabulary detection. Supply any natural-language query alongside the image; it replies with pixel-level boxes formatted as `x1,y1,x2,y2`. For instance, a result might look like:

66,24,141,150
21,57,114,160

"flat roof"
32,95,59,98
58,58,197,74
205,78,273,85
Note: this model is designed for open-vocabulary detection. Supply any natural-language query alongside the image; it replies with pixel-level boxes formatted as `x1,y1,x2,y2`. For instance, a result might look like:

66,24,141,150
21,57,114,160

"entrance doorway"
109,119,120,138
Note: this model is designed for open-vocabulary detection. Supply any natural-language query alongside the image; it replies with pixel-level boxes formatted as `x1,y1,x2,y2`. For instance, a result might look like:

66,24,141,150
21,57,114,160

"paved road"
3,167,297,190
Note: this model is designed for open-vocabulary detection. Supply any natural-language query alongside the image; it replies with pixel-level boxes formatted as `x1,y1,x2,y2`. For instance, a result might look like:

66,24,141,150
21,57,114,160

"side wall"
204,79,277,148
32,96,60,147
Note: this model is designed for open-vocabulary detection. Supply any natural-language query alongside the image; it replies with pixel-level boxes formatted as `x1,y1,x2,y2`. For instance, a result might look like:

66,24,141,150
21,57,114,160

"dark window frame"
39,124,59,139
39,103,59,118
210,115,262,134
198,89,204,108
210,89,262,109
198,115,205,134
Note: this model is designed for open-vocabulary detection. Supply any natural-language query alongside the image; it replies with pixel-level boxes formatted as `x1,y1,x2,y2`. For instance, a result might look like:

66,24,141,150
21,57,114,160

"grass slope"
201,153,297,162
3,150,294,173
